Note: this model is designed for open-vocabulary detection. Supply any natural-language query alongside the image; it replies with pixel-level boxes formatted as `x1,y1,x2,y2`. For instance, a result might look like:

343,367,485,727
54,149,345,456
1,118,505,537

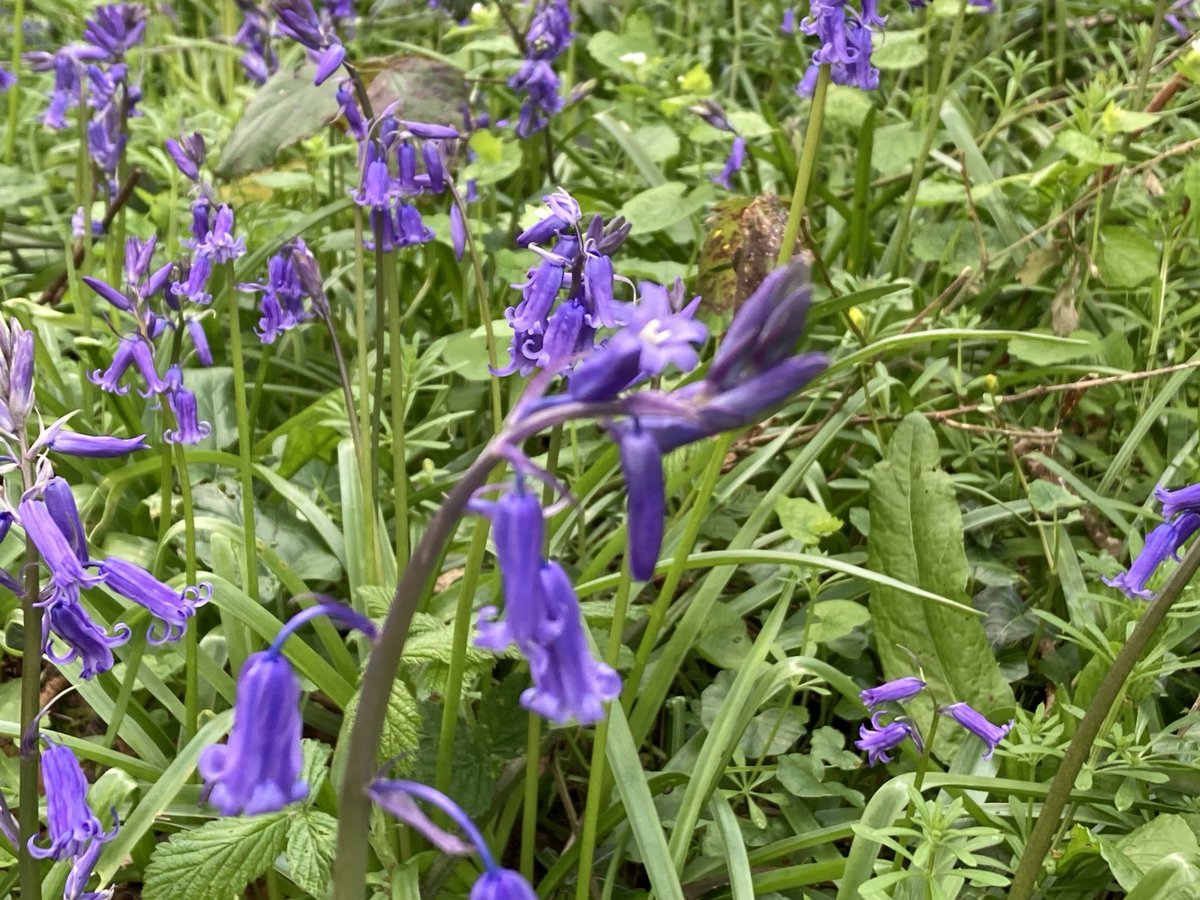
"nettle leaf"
867,414,1014,759
400,613,494,699
333,676,421,783
300,739,332,796
215,63,340,179
775,496,843,546
285,809,338,897
142,813,289,900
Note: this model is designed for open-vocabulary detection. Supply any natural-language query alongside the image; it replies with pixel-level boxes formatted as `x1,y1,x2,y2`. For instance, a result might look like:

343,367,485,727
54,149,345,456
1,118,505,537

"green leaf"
739,706,809,757
1007,329,1102,366
285,809,338,897
806,600,871,645
1027,480,1085,515
618,181,711,234
775,496,843,546
462,130,522,185
300,739,332,796
1114,815,1200,891
215,64,340,179
866,414,1014,758
333,676,421,784
363,55,467,127
872,28,928,70
586,12,658,77
142,813,289,900
1097,226,1160,288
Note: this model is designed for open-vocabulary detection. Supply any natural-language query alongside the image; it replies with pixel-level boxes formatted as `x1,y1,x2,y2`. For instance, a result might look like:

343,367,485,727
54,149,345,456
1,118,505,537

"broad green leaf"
775,496,843,546
1114,815,1200,891
142,813,290,900
872,28,928,69
333,676,421,783
363,55,467,126
462,130,522,185
215,64,340,179
285,809,338,897
867,414,1014,757
807,599,871,645
1097,226,1159,288
1007,329,1102,366
618,181,711,234
586,12,658,77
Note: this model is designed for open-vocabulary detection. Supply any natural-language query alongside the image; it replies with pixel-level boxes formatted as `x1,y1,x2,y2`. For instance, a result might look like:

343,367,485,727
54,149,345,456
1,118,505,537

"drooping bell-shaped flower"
614,426,664,582
1104,513,1200,599
95,556,210,643
860,676,926,710
27,742,116,861
19,495,104,604
941,703,1012,758
44,600,131,679
855,712,920,766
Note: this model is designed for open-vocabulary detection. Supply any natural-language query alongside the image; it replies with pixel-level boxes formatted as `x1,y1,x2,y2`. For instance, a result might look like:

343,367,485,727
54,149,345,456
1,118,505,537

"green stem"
884,0,969,278
390,258,409,567
3,0,24,167
520,711,540,880
102,631,147,748
776,65,831,268
574,563,632,900
175,442,200,740
225,272,259,601
352,209,379,582
18,538,42,900
1008,540,1200,899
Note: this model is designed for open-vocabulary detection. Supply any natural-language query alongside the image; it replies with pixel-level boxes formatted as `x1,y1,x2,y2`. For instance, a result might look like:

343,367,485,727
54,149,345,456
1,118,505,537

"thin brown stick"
39,167,142,305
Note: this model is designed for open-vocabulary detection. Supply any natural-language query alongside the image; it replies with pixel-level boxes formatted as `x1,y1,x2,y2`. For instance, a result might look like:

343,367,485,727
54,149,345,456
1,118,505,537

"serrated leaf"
775,496,843,546
142,813,289,900
400,616,493,699
285,809,338,897
215,64,340,179
300,739,332,797
333,677,421,784
866,414,1014,760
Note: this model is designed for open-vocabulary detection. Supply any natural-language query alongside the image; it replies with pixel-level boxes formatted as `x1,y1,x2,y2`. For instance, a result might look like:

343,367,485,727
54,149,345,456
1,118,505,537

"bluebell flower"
96,556,210,643
45,600,131,679
0,67,16,93
82,3,148,60
509,0,572,138
27,742,116,861
88,336,164,396
367,779,537,899
272,0,346,85
942,702,1012,758
19,495,104,605
1155,483,1200,520
860,676,926,710
43,477,87,562
712,136,747,190
337,80,367,140
1105,514,1200,598
170,255,213,306
471,487,554,651
234,0,278,84
613,426,664,582
855,712,919,766
45,430,150,458
199,649,308,815
781,7,798,34
521,561,620,724
72,207,106,239
165,132,205,181
64,836,107,900
201,603,375,815
195,204,246,263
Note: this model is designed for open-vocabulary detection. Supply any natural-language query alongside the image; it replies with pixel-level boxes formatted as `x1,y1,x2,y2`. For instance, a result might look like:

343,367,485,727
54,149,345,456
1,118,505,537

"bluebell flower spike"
860,676,926,710
27,742,117,861
942,702,1012,759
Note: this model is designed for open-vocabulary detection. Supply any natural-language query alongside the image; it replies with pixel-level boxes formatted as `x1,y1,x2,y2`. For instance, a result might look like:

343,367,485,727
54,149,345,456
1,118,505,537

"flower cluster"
0,318,207,681
499,189,636,377
199,604,375,814
368,780,536,899
233,0,279,84
27,740,116,899
855,677,1013,763
241,238,329,344
1105,484,1200,598
794,0,992,97
470,485,621,725
83,224,220,445
510,0,573,138
343,113,460,253
26,2,147,190
271,0,347,86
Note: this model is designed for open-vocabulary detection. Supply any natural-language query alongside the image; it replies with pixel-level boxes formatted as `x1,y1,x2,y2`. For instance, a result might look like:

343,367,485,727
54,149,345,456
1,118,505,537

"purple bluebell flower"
690,99,735,134
45,600,131,679
72,207,105,239
163,382,213,444
521,561,620,725
855,712,920,766
4,325,35,430
509,0,572,138
712,136,747,190
941,702,1012,758
451,202,467,261
0,67,16,93
1104,514,1200,599
535,299,593,371
171,255,213,306
19,495,104,604
43,477,86,563
367,780,537,900
614,426,664,582
165,132,206,181
1155,483,1200,520
471,487,554,651
860,676,926,710
798,5,878,96
27,742,116,861
88,337,165,396
199,650,307,815
83,3,149,60
187,318,213,366
47,430,150,458
234,0,278,84
400,120,461,140
64,836,106,900
201,603,374,815
313,43,345,85
96,556,210,643
272,0,346,85
195,204,246,264
781,7,798,34
509,253,568,333
337,80,367,140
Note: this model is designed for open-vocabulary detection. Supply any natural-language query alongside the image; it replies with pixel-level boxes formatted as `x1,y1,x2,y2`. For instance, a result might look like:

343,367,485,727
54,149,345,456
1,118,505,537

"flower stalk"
776,63,830,268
